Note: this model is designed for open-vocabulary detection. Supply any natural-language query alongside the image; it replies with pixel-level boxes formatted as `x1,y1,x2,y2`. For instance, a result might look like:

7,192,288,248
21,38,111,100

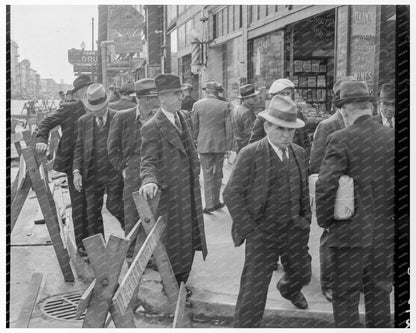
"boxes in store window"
303,60,312,72
317,75,326,87
319,64,327,72
299,76,308,88
294,60,303,73
312,60,320,72
308,76,317,88
292,76,299,87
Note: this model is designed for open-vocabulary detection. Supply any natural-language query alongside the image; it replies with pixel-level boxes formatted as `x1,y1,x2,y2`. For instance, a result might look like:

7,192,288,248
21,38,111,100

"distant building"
11,40,21,98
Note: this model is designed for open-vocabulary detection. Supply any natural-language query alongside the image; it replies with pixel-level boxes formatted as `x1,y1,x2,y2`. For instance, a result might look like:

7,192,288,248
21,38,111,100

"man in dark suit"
73,83,125,240
373,82,395,128
181,83,196,112
316,81,394,328
224,95,312,328
108,82,137,111
309,75,355,302
35,75,92,256
192,81,230,214
233,84,259,153
107,78,159,259
139,74,207,290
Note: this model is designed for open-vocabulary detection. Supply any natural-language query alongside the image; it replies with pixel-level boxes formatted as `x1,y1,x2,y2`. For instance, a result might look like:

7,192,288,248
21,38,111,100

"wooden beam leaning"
75,279,95,319
132,191,179,307
173,282,191,328
112,216,167,316
22,147,74,282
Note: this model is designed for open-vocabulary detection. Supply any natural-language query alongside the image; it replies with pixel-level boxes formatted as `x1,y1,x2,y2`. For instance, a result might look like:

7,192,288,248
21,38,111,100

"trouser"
331,246,393,328
67,172,88,250
320,228,333,291
84,174,125,240
200,153,224,209
234,227,311,328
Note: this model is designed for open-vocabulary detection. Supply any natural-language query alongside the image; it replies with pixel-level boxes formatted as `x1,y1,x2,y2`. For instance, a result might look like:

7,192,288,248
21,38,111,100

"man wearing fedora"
316,80,394,327
181,83,196,112
374,82,395,129
139,74,207,290
224,95,312,327
191,81,230,214
108,78,159,259
73,83,125,241
35,74,93,256
309,75,355,302
234,84,260,153
108,82,137,111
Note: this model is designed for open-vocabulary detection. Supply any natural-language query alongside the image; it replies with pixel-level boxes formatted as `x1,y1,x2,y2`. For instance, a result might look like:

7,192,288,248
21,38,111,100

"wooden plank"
173,282,190,328
132,191,179,306
11,176,32,233
33,205,45,224
75,280,96,319
22,147,74,282
11,169,20,204
126,220,142,243
11,132,23,144
22,130,33,146
82,234,131,328
14,273,43,328
112,216,167,316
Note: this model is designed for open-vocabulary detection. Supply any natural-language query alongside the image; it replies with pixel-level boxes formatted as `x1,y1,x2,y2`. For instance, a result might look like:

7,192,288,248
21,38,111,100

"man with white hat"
107,78,159,260
224,95,312,327
73,83,125,241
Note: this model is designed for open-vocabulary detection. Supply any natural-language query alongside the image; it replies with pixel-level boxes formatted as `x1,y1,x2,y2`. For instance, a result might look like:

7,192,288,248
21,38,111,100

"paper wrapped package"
308,174,354,220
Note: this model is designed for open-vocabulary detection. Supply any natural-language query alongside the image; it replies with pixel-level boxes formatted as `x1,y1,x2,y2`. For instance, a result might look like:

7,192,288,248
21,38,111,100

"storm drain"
38,291,86,321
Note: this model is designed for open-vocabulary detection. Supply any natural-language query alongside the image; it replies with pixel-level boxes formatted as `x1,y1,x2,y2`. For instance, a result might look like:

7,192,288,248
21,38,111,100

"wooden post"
22,147,74,282
173,282,191,328
132,191,179,307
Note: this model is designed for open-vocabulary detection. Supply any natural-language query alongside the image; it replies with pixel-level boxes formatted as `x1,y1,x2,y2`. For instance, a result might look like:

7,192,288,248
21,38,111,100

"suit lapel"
155,109,186,154
335,110,346,129
85,114,95,163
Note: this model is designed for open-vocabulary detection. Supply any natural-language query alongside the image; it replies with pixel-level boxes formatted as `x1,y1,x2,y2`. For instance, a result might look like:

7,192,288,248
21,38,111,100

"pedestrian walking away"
192,80,230,214
316,80,394,328
224,95,312,328
139,73,207,292
34,74,93,257
73,83,125,242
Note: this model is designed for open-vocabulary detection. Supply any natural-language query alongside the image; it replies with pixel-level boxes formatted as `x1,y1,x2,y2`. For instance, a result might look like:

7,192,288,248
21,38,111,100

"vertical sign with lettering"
350,5,377,94
335,6,349,80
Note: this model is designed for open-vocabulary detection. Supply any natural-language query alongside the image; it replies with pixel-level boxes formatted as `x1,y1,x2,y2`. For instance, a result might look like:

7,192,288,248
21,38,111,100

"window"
218,10,223,37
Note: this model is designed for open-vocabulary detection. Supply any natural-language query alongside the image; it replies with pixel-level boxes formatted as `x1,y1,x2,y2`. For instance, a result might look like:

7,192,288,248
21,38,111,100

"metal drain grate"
38,291,85,321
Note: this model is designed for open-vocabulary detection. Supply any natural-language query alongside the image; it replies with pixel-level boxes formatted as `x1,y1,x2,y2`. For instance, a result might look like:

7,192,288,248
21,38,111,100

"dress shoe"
288,292,309,310
203,207,214,214
321,288,333,303
185,287,193,298
213,202,225,211
77,247,88,257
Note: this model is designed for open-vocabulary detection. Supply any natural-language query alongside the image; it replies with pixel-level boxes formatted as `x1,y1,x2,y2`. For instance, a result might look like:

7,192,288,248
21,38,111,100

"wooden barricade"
76,192,190,328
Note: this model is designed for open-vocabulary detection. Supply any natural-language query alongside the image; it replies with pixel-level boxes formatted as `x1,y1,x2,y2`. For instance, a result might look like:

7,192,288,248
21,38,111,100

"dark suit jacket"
108,96,136,111
73,108,117,180
191,96,230,153
234,102,256,151
223,137,311,246
35,101,86,173
309,110,345,174
107,106,139,173
140,109,208,268
315,116,394,248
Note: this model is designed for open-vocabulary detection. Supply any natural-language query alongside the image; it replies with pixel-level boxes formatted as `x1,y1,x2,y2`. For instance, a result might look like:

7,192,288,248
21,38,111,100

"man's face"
264,121,295,150
273,88,293,98
91,105,108,118
158,90,182,113
137,95,160,112
245,95,258,106
378,98,395,119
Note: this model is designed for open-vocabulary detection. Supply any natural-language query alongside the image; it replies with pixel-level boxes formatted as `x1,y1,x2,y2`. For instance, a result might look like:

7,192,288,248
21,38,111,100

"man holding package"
315,80,394,328
223,95,312,327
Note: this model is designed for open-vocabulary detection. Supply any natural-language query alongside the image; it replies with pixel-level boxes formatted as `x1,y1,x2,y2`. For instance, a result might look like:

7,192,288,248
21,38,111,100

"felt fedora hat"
378,82,395,101
258,95,305,129
237,84,259,99
134,78,158,97
333,81,376,108
269,79,295,95
202,81,219,91
119,82,135,94
82,83,111,111
155,74,182,93
71,75,93,94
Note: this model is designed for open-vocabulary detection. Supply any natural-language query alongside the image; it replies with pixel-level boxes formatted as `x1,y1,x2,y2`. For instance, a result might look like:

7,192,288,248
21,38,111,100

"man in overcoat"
73,83,125,239
223,95,312,328
35,75,92,256
192,81,230,214
107,78,159,258
108,82,137,111
139,74,208,289
316,81,394,328
309,75,355,302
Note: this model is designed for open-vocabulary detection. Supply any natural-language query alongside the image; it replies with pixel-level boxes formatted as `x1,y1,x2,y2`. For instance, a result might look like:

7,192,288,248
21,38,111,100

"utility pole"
92,17,94,51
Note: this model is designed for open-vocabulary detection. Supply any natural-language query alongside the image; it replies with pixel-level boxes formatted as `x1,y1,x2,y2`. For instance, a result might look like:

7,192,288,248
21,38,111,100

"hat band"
242,88,255,97
268,108,297,123
137,88,158,96
88,94,107,105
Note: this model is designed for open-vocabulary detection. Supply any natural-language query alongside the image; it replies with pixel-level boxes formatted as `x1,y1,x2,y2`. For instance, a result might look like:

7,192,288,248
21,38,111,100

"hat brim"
133,92,159,97
259,111,305,129
158,88,183,94
237,90,259,99
333,96,376,108
120,89,135,94
83,93,111,112
71,82,92,94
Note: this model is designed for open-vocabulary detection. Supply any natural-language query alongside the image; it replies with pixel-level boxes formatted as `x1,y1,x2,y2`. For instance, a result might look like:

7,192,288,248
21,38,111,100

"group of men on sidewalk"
34,71,395,328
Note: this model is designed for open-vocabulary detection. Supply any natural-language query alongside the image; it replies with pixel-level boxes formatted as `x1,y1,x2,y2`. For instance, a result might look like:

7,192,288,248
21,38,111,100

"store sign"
114,35,142,54
109,5,143,31
68,49,98,65
74,64,97,73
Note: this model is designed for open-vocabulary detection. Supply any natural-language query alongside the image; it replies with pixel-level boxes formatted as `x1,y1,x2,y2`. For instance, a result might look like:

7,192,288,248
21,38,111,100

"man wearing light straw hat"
224,95,312,327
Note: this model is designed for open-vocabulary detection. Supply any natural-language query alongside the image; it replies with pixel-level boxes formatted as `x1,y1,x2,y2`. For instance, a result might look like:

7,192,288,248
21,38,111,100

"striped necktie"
174,113,182,132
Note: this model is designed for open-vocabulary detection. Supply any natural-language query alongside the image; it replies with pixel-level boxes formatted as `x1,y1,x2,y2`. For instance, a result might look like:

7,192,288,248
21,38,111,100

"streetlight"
81,41,86,51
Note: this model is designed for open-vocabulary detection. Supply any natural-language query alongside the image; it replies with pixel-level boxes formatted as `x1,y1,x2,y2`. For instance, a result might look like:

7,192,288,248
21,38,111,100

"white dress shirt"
95,109,108,126
160,108,176,126
267,137,289,161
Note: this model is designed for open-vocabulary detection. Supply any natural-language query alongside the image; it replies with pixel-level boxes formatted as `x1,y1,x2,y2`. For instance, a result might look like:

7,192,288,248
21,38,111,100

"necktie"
281,148,289,163
174,113,182,132
97,117,104,129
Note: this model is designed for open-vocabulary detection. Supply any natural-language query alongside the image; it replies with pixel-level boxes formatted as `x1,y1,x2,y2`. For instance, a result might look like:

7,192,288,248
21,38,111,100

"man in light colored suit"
192,81,230,214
